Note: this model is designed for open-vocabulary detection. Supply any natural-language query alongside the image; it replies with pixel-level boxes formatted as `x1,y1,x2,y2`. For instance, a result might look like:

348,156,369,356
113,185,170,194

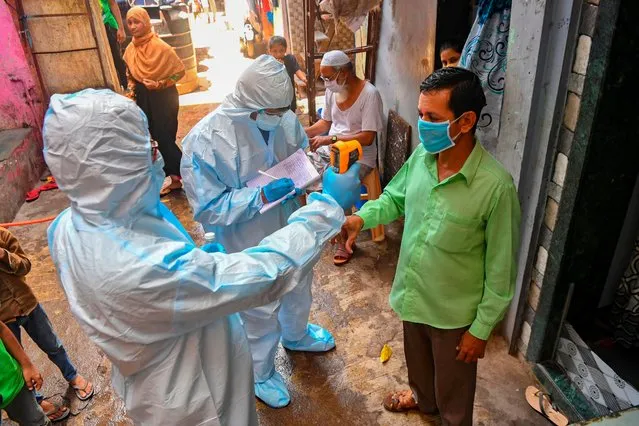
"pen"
258,170,278,180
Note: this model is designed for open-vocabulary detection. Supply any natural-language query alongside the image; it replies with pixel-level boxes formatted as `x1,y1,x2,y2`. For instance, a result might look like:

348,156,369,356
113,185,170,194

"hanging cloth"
460,0,512,154
258,0,274,39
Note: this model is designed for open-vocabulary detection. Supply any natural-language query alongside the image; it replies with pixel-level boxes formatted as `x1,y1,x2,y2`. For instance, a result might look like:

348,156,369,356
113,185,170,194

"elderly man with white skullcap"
305,50,385,266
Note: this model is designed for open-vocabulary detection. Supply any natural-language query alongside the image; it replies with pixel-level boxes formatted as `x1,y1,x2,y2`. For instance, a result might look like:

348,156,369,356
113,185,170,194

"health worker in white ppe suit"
180,55,334,408
43,88,346,425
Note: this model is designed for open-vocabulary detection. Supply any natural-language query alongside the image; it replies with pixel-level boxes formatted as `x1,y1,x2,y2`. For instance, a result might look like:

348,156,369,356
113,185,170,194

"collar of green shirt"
424,138,484,186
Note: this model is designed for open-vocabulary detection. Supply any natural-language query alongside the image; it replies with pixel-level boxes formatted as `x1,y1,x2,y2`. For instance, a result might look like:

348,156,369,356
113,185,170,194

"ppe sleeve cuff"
255,188,265,210
469,321,493,341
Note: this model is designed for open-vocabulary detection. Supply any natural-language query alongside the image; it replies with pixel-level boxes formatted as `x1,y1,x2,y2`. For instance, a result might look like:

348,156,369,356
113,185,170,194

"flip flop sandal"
525,386,569,426
73,380,95,401
383,391,419,412
160,177,183,197
160,176,174,196
333,243,356,266
25,180,58,202
44,405,71,423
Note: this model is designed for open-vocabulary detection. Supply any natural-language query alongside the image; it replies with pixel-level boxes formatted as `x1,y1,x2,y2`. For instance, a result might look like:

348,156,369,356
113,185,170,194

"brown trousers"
403,321,477,426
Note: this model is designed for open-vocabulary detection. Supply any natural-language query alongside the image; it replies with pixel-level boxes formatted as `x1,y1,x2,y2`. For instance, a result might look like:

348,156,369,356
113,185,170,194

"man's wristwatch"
331,135,338,143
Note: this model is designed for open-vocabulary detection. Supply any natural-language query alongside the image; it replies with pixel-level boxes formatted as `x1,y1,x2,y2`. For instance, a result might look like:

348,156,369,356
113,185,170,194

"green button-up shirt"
357,142,520,340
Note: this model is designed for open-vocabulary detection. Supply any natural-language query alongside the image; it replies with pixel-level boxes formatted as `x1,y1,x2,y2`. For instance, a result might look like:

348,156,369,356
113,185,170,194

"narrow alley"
2,0,638,425
2,15,544,423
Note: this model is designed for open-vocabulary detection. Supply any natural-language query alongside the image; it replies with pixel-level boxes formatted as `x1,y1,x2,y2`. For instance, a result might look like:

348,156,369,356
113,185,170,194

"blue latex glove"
322,163,361,210
262,178,295,203
280,187,305,205
201,242,227,254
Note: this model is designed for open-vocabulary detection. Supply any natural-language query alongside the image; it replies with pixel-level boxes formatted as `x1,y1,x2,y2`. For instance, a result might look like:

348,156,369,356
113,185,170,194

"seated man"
304,50,384,265
44,88,346,425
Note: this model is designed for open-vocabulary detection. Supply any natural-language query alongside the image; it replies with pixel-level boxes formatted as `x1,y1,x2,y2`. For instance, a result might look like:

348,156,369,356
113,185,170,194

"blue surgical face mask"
255,111,283,131
418,115,463,154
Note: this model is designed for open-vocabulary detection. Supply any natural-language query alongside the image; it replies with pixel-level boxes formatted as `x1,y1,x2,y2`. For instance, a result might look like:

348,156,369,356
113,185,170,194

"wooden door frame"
16,0,121,98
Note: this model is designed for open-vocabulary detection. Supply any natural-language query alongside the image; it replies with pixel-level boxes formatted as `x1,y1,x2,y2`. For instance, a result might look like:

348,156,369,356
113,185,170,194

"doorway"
434,0,473,69
558,176,639,415
549,179,639,417
569,175,639,387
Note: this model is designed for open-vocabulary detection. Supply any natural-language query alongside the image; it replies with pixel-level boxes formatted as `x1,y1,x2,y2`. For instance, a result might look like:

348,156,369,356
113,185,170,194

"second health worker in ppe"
181,55,335,408
44,89,345,425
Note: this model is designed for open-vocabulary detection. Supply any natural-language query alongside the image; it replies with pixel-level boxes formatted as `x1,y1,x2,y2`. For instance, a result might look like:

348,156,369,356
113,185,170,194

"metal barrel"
159,6,198,95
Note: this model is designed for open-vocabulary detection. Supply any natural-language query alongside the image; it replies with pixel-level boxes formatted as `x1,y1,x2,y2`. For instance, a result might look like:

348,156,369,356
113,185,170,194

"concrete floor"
3,14,546,426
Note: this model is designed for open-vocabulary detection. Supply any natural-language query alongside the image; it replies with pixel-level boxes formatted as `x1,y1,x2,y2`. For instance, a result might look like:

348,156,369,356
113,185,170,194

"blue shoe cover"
255,371,290,408
281,323,336,352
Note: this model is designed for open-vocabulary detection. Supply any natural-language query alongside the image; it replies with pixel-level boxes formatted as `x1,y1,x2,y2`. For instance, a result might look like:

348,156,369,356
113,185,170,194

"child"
201,0,216,23
0,319,51,425
1,226,93,422
268,36,307,112
439,39,463,68
188,0,202,21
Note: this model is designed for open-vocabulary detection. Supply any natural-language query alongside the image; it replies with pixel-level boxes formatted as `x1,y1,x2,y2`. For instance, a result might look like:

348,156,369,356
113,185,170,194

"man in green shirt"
101,0,127,89
340,67,521,425
0,319,51,425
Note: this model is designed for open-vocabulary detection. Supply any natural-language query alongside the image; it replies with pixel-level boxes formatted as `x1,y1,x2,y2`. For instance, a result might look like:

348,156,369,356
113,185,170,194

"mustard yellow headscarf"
123,7,185,83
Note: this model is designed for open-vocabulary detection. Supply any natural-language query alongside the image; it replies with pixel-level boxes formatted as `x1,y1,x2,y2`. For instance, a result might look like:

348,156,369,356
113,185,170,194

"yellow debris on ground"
380,344,392,363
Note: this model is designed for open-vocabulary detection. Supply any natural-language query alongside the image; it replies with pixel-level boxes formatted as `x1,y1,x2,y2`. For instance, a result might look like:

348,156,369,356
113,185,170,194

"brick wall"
517,0,600,357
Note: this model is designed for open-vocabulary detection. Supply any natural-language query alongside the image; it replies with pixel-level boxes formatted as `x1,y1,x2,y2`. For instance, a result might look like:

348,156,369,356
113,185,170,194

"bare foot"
169,175,183,189
383,389,419,412
40,400,70,421
161,176,183,196
70,375,94,400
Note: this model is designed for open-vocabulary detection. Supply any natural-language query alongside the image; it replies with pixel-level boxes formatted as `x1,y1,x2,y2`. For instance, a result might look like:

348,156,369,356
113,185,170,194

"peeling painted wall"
0,3,46,222
375,0,437,152
0,3,45,132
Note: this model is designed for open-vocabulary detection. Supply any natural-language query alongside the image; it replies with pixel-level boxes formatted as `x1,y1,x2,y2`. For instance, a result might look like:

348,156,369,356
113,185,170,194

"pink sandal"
333,242,355,266
160,176,183,196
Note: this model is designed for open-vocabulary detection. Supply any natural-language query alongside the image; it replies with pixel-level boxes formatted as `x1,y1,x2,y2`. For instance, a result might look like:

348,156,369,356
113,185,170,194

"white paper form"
246,149,321,213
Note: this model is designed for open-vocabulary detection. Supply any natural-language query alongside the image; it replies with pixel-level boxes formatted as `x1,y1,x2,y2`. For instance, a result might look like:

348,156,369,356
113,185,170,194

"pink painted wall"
0,3,45,132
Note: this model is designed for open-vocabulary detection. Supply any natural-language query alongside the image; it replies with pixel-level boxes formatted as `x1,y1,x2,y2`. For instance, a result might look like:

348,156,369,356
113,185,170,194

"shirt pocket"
430,213,485,253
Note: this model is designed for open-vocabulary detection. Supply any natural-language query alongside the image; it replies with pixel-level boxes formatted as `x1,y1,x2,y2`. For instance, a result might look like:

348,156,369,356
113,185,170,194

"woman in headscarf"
124,6,185,196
